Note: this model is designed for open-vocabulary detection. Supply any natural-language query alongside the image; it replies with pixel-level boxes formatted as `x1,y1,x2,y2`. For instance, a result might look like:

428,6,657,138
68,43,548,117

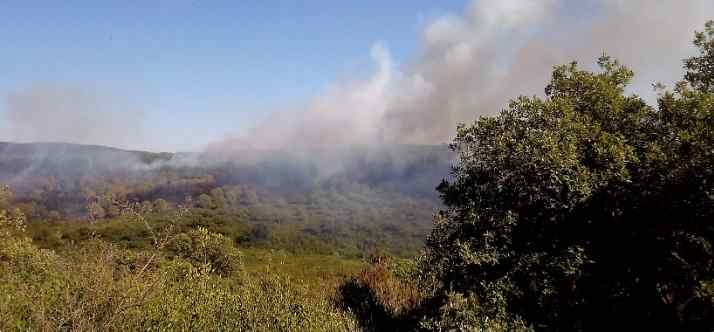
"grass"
241,248,364,291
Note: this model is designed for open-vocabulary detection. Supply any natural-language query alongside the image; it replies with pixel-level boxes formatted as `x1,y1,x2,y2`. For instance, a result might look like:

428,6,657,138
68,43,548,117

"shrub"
337,254,422,331
1,227,357,331
1,197,357,331
169,227,242,276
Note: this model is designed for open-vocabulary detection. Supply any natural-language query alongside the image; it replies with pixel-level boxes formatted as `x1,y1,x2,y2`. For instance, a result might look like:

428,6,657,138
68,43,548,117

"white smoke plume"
1,1,710,154
1,84,146,150
213,0,714,151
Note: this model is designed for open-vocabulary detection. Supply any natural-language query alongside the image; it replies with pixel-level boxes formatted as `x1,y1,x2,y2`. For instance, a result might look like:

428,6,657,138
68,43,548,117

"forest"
1,20,714,332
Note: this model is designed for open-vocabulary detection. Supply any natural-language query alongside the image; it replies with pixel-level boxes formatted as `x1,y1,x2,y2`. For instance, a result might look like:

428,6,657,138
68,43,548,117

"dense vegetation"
0,144,447,257
1,22,713,331
339,22,714,331
0,197,359,331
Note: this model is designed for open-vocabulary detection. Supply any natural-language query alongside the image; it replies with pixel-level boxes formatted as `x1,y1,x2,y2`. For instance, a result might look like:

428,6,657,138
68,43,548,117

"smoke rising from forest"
1,84,145,151
1,0,713,154
213,0,714,152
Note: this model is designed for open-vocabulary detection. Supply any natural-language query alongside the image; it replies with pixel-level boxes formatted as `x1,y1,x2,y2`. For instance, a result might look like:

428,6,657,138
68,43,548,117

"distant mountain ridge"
0,141,173,181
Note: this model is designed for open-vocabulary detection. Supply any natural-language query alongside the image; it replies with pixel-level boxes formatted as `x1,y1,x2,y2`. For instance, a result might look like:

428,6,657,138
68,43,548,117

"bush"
337,254,422,331
169,227,242,276
143,267,357,331
0,201,357,331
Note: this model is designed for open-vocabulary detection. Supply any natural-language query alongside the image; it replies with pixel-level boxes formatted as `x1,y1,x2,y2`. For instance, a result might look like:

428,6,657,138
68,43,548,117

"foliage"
334,22,714,332
4,19,714,332
138,263,358,331
337,254,422,331
415,26,714,331
685,21,714,93
168,227,242,276
13,172,435,257
0,143,439,259
28,199,427,258
0,203,358,331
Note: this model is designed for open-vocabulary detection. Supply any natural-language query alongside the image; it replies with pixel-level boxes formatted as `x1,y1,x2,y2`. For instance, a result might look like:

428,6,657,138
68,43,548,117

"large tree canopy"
420,22,714,331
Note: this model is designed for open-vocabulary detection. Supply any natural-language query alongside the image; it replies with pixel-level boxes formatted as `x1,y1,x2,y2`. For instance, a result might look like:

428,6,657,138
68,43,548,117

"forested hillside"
0,143,450,256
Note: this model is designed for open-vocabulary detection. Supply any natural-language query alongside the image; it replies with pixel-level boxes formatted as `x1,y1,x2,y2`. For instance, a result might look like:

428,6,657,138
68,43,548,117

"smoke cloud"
214,0,714,151
2,1,711,154
1,84,145,150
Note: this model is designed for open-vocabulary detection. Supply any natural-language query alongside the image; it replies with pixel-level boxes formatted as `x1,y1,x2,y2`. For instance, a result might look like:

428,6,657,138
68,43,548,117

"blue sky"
0,0,466,151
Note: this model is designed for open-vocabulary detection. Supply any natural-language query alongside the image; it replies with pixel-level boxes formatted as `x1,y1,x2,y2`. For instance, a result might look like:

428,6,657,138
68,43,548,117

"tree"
169,227,241,276
417,26,714,331
685,21,714,93
87,201,106,221
197,194,214,209
209,187,226,209
241,189,259,206
0,185,12,210
224,186,241,208
141,200,154,213
248,223,271,242
153,198,170,213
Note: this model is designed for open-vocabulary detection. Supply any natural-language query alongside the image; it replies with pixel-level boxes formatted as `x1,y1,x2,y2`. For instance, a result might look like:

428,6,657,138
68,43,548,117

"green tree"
210,187,226,209
224,185,241,208
141,200,154,213
416,27,714,331
0,185,12,210
169,227,241,276
153,198,170,213
685,20,714,92
197,194,214,209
